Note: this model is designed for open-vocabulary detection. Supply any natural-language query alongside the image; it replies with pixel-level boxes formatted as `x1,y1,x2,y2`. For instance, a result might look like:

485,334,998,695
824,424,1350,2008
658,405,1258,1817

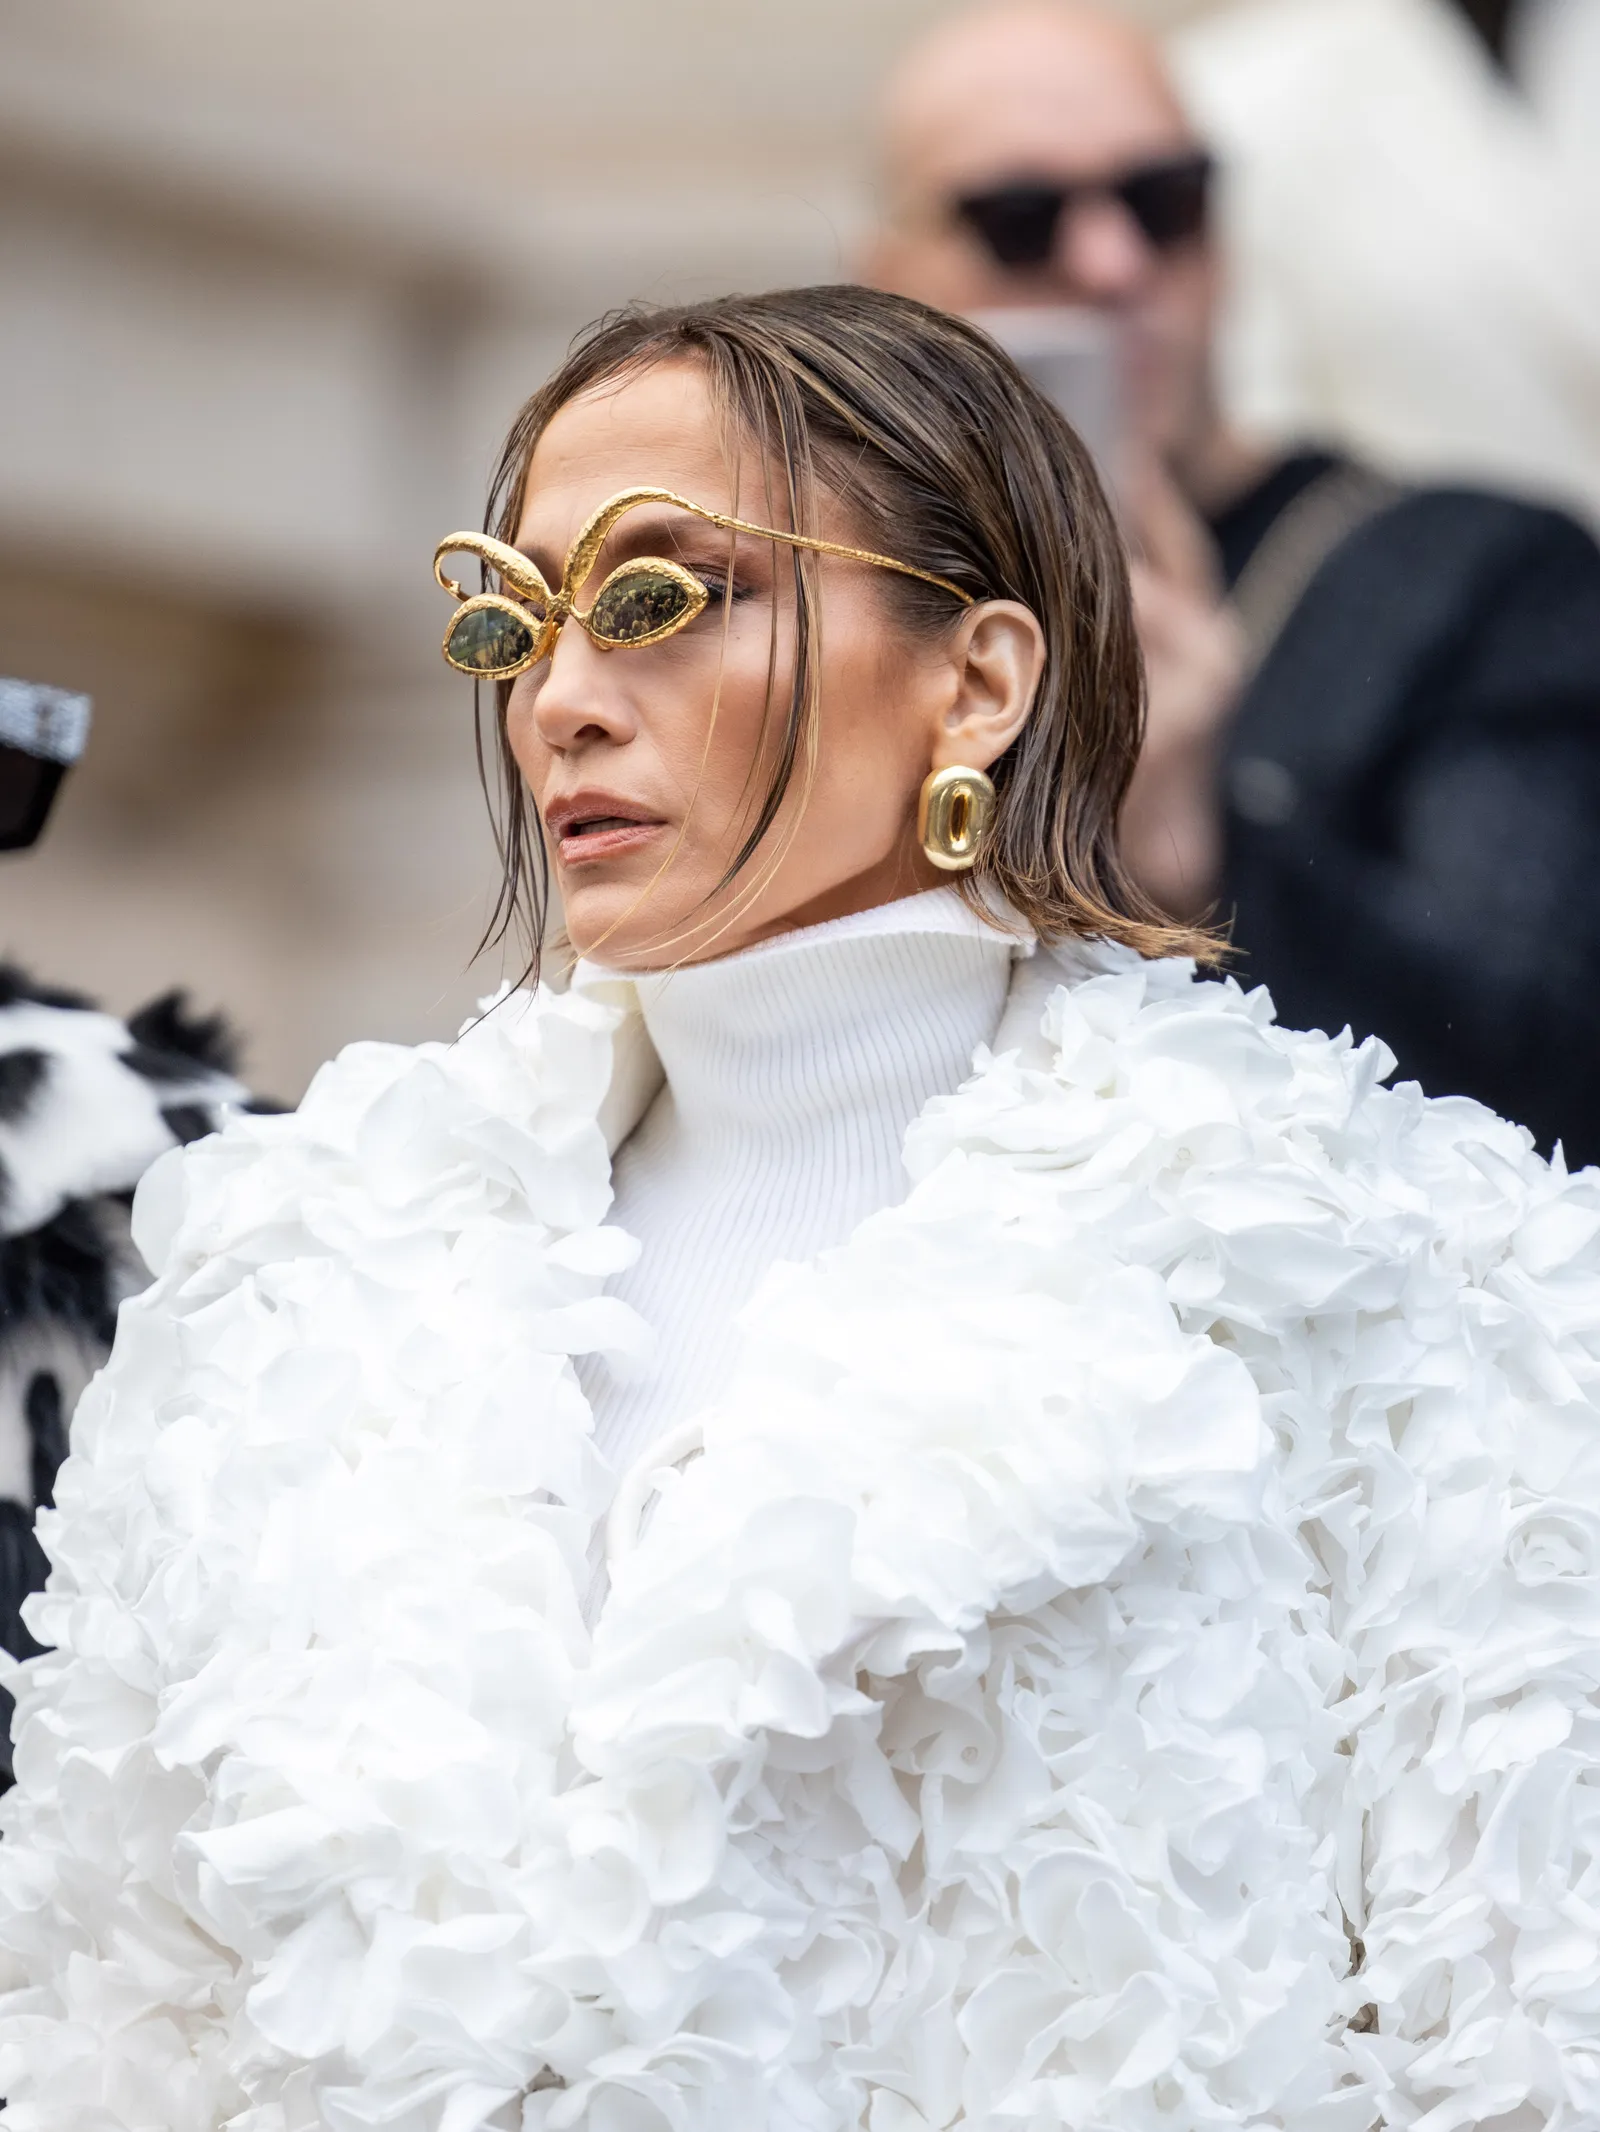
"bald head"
862,1,1221,475
878,2,1195,213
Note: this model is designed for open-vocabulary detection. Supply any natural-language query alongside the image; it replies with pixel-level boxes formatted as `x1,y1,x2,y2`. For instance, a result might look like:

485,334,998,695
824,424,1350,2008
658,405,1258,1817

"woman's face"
507,359,1031,969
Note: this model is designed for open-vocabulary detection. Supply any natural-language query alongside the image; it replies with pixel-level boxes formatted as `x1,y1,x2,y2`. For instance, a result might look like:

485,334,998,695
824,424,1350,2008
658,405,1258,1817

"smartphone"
968,306,1126,502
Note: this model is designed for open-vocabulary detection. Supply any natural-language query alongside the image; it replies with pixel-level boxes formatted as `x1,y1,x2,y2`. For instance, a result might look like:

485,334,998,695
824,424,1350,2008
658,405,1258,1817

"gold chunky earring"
918,765,996,872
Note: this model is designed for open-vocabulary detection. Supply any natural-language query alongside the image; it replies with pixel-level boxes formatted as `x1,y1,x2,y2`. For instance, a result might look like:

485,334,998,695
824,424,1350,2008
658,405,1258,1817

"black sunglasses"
954,152,1213,268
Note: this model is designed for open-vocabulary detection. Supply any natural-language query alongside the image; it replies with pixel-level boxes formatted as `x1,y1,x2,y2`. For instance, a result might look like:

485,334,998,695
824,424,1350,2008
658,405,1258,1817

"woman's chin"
561,887,691,970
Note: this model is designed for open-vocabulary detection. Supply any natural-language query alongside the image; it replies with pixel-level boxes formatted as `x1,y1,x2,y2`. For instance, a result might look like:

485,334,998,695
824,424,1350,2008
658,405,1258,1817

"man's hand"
1119,466,1244,921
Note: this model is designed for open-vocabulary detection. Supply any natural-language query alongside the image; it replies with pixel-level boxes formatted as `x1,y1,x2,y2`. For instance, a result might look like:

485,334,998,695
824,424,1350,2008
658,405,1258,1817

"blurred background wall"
0,0,1355,1094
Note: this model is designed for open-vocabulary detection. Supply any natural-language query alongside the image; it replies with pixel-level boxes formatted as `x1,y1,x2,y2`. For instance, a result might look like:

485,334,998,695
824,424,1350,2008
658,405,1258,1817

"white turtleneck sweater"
575,890,1028,1482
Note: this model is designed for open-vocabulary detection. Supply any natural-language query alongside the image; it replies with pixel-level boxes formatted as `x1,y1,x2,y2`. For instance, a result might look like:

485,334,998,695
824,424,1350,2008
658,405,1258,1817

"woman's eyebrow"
581,510,761,578
515,507,768,586
603,511,742,560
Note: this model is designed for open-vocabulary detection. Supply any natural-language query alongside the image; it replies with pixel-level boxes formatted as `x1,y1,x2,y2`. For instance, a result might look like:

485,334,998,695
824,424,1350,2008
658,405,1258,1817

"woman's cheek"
711,633,796,764
505,687,550,793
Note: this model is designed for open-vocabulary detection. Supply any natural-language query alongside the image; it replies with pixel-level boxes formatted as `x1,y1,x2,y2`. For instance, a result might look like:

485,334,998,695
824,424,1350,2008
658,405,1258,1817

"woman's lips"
554,816,666,865
545,791,669,866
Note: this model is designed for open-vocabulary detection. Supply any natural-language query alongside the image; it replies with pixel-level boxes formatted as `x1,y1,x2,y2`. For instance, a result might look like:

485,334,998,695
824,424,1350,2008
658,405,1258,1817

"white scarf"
3,940,1599,2132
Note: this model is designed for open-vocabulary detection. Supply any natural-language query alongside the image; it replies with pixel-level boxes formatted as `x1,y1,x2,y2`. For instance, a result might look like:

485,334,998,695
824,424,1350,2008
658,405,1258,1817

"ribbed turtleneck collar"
574,889,1030,1146
572,888,1032,1522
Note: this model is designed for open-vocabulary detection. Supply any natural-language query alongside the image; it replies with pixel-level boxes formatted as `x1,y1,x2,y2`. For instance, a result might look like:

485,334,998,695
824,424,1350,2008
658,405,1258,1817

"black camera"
0,681,92,851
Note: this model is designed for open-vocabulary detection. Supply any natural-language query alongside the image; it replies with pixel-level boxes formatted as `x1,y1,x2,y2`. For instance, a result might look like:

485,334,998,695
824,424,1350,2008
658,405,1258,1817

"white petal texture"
3,945,1600,2131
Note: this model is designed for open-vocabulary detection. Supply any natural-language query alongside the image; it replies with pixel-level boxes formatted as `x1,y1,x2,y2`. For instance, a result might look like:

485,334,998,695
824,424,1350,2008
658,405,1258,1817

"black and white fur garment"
0,968,246,1775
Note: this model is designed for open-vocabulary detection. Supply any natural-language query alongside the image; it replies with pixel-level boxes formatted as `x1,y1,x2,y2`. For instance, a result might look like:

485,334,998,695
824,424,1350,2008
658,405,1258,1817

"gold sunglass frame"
433,485,975,680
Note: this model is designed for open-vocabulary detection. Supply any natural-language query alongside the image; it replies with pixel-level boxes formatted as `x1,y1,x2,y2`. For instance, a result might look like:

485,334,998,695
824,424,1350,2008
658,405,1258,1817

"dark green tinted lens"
589,567,699,646
445,602,539,675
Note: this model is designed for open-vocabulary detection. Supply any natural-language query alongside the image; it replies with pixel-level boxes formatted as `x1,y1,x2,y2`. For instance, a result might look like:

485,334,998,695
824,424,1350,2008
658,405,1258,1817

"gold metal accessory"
918,765,996,871
433,486,975,680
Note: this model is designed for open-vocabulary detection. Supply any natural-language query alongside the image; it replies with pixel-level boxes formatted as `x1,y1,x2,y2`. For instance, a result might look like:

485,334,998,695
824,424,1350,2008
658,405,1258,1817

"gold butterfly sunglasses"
433,485,974,680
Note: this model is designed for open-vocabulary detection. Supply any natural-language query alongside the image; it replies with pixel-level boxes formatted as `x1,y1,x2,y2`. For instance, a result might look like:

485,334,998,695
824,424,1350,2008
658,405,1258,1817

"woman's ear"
932,601,1046,773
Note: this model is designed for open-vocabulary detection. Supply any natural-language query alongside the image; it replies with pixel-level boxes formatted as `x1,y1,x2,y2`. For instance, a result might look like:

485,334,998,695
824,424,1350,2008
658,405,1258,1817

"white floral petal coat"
2,942,1599,2132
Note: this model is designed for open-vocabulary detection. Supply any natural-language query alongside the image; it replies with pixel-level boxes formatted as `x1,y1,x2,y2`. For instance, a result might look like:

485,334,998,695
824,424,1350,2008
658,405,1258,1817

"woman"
3,287,1598,2132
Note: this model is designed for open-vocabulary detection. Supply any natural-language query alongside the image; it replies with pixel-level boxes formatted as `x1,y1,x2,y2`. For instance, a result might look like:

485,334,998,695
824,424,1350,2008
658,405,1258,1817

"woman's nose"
518,622,639,754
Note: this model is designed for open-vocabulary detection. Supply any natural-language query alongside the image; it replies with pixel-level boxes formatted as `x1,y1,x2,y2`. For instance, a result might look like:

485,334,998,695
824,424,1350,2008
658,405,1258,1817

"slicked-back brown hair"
476,283,1218,971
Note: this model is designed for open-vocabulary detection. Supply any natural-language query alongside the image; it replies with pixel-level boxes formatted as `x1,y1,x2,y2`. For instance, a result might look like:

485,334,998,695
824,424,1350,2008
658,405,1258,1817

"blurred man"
866,0,1600,1165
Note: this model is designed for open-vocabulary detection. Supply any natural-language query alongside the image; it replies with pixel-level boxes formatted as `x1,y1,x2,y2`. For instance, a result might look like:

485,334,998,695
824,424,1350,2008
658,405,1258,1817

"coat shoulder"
127,982,618,1282
918,948,1599,1295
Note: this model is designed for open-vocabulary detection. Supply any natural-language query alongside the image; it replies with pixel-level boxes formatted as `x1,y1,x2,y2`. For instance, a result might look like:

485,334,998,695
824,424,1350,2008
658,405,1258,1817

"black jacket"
1212,462,1600,1168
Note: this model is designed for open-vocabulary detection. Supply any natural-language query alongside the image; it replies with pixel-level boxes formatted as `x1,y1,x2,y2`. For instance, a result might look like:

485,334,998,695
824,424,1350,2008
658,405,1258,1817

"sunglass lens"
589,565,703,647
1119,156,1211,248
445,601,540,675
956,186,1063,269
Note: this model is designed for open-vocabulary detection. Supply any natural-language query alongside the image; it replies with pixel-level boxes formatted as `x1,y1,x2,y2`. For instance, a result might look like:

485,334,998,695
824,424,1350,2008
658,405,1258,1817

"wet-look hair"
477,283,1221,972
